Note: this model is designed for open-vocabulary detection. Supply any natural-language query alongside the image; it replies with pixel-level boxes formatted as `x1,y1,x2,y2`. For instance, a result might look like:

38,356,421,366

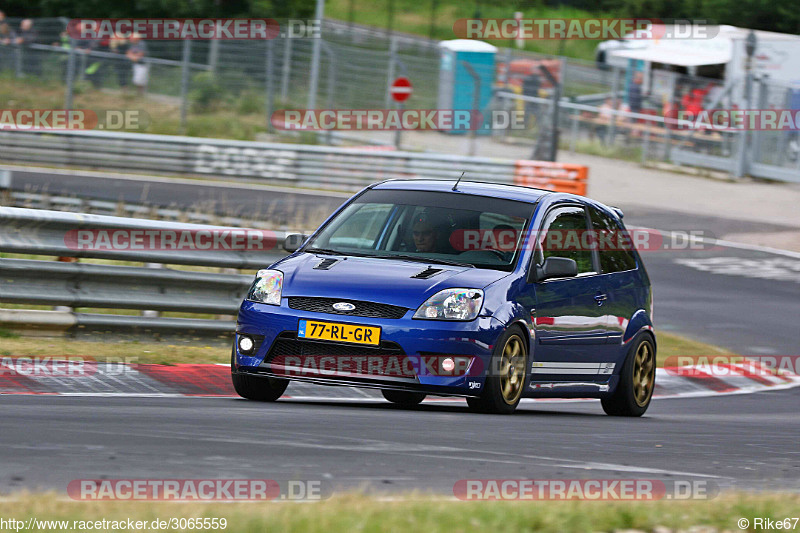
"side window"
326,203,393,249
539,206,595,274
588,206,637,273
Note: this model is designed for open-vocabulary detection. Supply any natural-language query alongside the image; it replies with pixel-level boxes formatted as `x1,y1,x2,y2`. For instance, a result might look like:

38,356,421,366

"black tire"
601,334,656,417
231,349,288,402
381,389,426,406
467,326,528,414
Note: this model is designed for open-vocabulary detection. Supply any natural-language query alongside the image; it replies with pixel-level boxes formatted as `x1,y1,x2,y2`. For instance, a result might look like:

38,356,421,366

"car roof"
371,179,556,204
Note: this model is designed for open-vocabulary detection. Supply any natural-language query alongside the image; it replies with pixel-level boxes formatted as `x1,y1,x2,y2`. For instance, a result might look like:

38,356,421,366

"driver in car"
412,214,440,253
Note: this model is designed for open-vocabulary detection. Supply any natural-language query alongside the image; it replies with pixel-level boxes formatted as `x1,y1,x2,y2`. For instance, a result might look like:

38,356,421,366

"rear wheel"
601,334,656,417
381,389,426,406
468,327,528,414
231,349,288,402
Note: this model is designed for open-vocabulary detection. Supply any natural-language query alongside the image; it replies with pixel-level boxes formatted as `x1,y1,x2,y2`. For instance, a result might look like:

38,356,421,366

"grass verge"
0,491,797,532
0,329,732,366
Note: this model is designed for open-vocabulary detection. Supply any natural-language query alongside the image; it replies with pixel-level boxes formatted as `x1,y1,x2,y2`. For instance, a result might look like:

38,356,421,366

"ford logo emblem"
332,302,356,311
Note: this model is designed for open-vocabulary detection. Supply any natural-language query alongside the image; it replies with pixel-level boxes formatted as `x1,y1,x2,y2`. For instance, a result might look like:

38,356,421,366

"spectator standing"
628,71,644,115
126,33,148,96
0,21,16,73
109,32,128,87
15,19,40,76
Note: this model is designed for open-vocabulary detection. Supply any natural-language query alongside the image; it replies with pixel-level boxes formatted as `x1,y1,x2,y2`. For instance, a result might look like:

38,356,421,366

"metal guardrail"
0,207,287,337
7,191,281,229
0,129,518,191
0,129,592,194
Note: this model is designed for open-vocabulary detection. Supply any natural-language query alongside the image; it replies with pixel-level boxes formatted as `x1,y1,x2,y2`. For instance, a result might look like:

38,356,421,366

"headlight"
247,269,283,305
413,288,484,321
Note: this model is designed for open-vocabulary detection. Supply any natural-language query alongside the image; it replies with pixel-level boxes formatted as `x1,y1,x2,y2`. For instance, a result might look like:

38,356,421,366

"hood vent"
412,266,445,279
313,258,340,270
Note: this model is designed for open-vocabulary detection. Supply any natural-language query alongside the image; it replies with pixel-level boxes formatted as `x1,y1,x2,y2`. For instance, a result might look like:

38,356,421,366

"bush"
189,72,224,113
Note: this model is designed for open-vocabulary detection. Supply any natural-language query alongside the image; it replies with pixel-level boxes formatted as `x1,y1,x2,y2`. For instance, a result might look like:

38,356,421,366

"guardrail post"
141,263,164,318
0,170,11,205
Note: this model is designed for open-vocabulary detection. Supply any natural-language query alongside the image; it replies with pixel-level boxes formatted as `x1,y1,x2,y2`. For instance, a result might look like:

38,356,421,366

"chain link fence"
1,17,798,179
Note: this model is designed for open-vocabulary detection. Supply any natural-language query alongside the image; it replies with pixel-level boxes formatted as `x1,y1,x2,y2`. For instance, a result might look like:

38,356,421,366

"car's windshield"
304,189,533,271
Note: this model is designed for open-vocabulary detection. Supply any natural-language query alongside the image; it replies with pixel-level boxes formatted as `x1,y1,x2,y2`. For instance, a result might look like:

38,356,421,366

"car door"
586,204,641,349
520,204,615,381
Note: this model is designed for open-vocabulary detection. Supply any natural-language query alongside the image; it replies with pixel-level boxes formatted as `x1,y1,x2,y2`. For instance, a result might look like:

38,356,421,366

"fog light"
238,335,254,354
442,357,455,372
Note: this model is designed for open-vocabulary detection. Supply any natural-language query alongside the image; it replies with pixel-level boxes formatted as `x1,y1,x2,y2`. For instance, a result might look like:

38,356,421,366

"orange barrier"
513,160,588,196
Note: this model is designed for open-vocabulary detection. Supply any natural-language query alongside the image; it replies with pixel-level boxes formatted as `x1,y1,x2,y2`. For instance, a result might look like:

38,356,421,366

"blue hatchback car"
232,179,656,415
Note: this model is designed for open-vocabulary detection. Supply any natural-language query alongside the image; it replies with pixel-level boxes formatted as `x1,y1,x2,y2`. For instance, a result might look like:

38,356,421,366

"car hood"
274,253,510,310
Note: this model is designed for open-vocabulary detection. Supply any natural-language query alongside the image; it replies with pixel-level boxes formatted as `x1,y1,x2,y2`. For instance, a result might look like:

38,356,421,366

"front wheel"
231,349,288,402
468,327,528,414
381,389,426,406
601,334,656,417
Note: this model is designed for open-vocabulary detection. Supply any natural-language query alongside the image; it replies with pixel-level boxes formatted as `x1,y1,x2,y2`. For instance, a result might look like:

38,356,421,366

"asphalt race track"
3,167,800,496
2,388,799,494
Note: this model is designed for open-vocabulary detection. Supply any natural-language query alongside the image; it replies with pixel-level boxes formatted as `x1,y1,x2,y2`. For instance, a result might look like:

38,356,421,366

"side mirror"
283,233,308,253
533,256,578,282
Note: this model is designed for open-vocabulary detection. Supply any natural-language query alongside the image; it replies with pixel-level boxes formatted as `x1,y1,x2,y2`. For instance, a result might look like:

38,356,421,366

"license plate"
298,319,381,346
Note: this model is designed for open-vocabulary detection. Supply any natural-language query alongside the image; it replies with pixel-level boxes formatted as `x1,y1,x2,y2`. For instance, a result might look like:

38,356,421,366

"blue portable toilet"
438,39,497,134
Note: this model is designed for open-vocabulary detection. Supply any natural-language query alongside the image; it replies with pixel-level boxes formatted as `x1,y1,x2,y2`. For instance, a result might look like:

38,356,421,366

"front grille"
263,333,411,378
287,297,408,319
265,333,405,360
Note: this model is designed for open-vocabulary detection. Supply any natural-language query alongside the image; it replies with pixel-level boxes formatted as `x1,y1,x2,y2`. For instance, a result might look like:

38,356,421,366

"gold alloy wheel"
499,335,526,405
632,341,655,407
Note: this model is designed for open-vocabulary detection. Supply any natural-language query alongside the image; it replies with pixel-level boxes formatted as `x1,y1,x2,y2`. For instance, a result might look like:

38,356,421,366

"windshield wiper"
367,254,475,268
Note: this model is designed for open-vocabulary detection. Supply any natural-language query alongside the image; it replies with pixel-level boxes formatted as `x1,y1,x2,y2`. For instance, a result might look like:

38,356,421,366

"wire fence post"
606,66,620,146
321,41,336,145
460,61,480,157
14,45,23,78
384,36,398,109
64,40,76,109
280,37,293,103
179,39,192,135
265,39,275,132
307,0,326,111
569,109,578,154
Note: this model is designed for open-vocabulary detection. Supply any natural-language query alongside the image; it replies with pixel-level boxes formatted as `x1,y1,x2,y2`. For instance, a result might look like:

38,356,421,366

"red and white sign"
390,77,413,103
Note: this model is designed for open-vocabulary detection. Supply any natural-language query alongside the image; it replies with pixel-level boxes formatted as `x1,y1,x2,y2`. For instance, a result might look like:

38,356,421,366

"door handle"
594,293,607,305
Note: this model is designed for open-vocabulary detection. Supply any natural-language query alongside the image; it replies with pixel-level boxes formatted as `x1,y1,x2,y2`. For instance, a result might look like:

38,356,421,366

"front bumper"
233,299,505,395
